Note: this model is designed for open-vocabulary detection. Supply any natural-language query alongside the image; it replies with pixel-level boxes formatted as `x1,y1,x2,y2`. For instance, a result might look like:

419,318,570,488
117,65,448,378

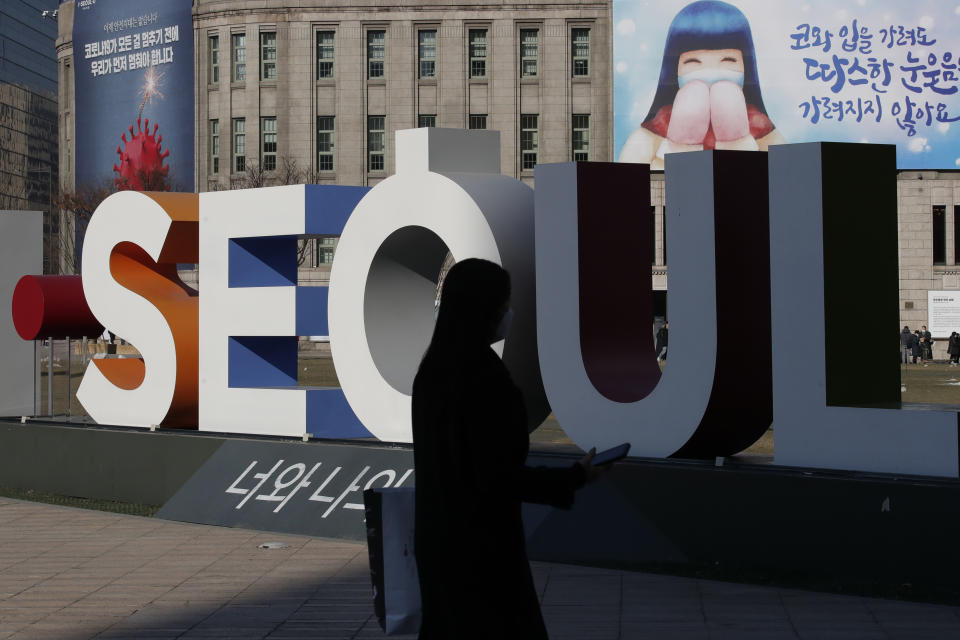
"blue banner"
73,0,194,191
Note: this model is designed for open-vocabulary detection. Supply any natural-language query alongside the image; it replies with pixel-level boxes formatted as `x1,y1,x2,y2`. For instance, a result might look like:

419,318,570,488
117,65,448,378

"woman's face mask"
676,48,745,88
678,67,744,88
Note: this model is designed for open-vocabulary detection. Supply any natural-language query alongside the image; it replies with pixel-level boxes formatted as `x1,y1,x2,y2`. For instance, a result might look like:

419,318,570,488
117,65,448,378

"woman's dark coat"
949,334,960,356
412,346,584,640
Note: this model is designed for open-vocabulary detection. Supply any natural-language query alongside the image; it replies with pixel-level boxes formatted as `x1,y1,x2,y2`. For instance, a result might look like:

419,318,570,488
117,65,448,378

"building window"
663,208,667,265
650,206,656,265
317,31,335,79
469,29,487,78
232,118,246,172
260,32,277,80
520,29,538,77
317,116,335,172
934,205,946,265
368,116,385,171
418,114,436,128
572,114,589,161
955,206,960,265
314,237,337,267
520,114,538,170
209,35,219,83
209,119,220,174
469,114,487,130
232,33,246,82
419,30,437,78
368,30,385,78
261,117,277,171
572,28,590,76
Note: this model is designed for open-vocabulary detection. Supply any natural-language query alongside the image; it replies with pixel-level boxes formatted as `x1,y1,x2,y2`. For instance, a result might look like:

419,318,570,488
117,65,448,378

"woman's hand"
578,447,613,484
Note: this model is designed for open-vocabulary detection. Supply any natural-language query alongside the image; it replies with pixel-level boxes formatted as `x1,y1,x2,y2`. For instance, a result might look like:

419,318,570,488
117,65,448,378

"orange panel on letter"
105,192,199,427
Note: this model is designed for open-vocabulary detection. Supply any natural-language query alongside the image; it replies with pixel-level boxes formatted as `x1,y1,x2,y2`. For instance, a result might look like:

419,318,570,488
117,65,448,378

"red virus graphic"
113,117,171,191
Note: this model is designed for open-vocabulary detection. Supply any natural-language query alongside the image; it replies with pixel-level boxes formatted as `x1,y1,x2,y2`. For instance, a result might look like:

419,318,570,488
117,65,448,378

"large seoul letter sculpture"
77,191,199,427
536,154,772,458
328,128,547,443
199,184,370,438
769,143,959,478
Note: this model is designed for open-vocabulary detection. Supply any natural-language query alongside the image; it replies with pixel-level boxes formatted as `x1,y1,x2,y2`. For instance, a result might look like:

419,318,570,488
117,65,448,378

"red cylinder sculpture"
11,275,104,340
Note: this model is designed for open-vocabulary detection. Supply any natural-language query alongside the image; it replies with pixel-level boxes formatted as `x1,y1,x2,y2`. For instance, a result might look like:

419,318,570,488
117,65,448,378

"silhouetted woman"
412,259,598,639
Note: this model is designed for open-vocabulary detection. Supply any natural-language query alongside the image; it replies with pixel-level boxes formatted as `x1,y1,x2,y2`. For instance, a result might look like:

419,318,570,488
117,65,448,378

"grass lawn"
900,360,960,405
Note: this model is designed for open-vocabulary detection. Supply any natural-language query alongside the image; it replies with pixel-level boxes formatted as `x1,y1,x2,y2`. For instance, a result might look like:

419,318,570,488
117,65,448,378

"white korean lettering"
225,460,258,497
307,466,343,504
394,469,414,487
325,466,370,517
255,462,323,513
234,459,284,509
363,469,396,491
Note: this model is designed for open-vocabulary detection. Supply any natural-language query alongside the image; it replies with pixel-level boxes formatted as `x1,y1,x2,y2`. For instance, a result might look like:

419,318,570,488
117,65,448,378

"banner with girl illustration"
614,0,960,169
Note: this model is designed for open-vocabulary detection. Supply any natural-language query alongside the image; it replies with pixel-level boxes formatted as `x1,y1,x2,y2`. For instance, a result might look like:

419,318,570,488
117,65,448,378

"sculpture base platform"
1,418,957,597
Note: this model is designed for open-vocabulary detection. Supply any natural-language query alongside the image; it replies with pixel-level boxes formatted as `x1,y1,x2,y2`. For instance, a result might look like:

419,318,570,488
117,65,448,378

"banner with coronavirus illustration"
614,0,960,169
73,0,194,192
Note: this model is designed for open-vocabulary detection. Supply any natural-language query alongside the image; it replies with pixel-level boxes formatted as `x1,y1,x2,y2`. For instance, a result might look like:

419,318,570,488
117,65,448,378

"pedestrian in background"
901,326,914,364
912,330,923,364
949,332,960,366
655,322,669,363
921,325,933,362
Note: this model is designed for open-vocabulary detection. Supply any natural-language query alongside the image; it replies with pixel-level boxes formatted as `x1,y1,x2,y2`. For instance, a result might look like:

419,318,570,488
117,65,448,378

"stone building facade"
188,0,612,189
56,0,612,281
896,170,960,357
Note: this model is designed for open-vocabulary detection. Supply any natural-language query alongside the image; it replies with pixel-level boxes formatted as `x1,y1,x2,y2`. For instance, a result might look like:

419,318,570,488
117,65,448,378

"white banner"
927,290,960,337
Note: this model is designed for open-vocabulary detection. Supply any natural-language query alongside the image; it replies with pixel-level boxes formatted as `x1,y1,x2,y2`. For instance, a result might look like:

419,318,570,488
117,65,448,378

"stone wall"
189,0,612,189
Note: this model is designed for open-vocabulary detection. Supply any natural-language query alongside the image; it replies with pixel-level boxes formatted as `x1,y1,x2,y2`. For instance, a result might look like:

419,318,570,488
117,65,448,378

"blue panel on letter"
229,236,298,288
228,336,298,388
307,389,373,439
296,286,328,336
304,185,370,235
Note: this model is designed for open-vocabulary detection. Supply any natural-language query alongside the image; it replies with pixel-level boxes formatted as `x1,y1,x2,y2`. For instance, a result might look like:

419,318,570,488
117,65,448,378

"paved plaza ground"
1,499,959,639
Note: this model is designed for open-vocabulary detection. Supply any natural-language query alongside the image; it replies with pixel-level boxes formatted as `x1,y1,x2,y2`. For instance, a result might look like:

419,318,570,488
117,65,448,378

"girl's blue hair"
643,0,768,124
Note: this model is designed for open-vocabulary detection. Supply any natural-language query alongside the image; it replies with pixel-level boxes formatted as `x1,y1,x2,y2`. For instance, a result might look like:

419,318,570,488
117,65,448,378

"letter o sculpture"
328,129,547,443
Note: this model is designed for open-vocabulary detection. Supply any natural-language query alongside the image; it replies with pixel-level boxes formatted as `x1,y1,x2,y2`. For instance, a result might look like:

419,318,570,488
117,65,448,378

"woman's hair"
643,0,768,124
422,258,510,365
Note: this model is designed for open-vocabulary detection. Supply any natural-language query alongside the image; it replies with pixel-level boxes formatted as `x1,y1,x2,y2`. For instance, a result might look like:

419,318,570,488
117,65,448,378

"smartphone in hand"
590,443,631,466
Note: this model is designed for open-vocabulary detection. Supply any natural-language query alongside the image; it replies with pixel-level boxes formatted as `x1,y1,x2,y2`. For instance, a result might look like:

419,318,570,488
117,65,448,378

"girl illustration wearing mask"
618,0,785,168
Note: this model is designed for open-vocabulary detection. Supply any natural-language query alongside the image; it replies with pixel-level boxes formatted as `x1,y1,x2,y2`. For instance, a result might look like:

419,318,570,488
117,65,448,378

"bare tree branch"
279,156,307,186
52,179,116,274
235,161,267,189
224,155,316,267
